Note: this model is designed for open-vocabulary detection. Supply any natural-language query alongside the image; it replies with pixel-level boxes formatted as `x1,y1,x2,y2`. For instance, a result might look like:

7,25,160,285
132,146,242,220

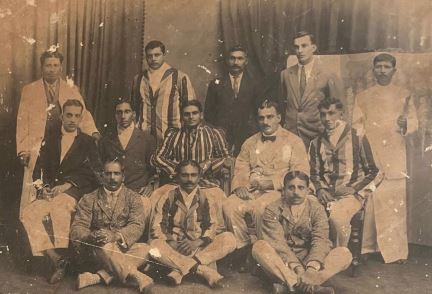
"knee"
218,232,237,251
332,247,353,265
149,239,165,249
252,240,271,258
222,196,240,216
329,212,350,228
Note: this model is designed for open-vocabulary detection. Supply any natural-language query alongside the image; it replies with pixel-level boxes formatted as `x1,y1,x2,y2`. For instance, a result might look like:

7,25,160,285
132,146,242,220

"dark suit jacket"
32,128,101,200
99,128,156,192
260,197,332,267
280,62,344,147
204,72,262,156
70,186,147,249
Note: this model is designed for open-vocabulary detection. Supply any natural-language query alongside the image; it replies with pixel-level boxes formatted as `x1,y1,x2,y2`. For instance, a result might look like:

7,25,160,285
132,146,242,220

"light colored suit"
16,78,98,216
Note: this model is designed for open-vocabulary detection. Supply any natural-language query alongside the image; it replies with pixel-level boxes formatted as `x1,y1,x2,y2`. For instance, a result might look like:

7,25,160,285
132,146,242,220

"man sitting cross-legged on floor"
149,160,236,288
70,159,154,293
253,171,352,294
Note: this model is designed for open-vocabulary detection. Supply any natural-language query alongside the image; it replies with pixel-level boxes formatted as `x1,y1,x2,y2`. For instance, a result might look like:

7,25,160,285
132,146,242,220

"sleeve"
204,81,217,125
231,141,252,191
151,193,174,241
289,136,310,175
308,138,330,191
118,192,146,248
70,195,94,242
150,128,178,176
209,127,230,173
16,88,31,155
304,203,332,266
200,195,217,243
261,205,301,266
406,94,419,135
179,72,196,103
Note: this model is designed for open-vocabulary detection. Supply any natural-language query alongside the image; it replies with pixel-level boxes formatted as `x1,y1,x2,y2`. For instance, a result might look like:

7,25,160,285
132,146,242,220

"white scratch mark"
149,248,161,258
217,39,224,43
66,76,75,88
47,44,60,53
400,171,410,179
26,0,37,6
80,42,84,47
424,145,432,152
50,12,60,24
22,36,36,45
215,79,220,85
46,104,56,112
99,22,104,27
197,65,211,74
0,8,12,18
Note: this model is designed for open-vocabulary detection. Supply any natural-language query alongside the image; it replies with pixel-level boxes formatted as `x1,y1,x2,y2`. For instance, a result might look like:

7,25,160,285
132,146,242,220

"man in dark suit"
20,99,101,284
279,31,344,148
204,45,261,156
71,159,153,293
99,99,156,197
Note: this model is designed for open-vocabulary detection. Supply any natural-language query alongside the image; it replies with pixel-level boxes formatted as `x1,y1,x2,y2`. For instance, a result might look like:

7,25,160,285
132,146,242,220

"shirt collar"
61,127,78,137
229,72,243,80
103,185,123,197
261,125,281,138
299,57,315,72
179,185,199,200
148,62,170,74
117,122,135,135
44,78,59,88
326,120,346,137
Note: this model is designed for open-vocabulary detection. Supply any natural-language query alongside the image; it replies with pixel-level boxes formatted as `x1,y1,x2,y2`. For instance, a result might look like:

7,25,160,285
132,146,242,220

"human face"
177,164,200,193
228,50,248,76
257,106,281,135
373,61,396,86
115,102,135,129
102,162,124,191
42,57,62,84
146,47,165,70
319,104,343,132
182,105,202,128
294,35,316,65
61,105,83,132
282,177,308,205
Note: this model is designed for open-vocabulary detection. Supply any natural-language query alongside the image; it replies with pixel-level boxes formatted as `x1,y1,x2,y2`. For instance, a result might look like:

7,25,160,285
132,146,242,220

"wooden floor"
0,245,431,294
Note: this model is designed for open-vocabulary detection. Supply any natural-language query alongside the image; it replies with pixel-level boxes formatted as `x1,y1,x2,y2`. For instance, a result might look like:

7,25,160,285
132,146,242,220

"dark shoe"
166,270,183,286
49,258,69,284
312,285,335,294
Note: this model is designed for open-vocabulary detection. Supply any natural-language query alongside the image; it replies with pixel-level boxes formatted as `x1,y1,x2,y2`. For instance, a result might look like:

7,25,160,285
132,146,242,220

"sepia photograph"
0,0,431,293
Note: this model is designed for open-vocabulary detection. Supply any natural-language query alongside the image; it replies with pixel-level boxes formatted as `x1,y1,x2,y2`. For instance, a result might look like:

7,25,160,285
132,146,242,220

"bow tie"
261,135,276,142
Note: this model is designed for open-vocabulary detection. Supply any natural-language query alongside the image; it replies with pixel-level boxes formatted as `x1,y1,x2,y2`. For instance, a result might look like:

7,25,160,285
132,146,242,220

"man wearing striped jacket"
309,97,379,247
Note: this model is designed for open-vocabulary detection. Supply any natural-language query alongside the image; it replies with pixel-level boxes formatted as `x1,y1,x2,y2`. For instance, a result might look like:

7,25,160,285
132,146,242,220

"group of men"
14,31,419,294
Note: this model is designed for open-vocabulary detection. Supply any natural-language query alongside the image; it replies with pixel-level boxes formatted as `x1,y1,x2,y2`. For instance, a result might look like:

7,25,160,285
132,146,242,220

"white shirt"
290,200,306,223
327,120,346,146
229,72,243,92
117,122,135,149
60,127,77,162
103,185,123,208
179,186,199,209
298,57,315,83
148,62,170,91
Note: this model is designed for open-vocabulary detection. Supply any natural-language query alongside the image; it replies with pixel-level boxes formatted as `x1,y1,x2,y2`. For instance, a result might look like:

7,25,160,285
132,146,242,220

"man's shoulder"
21,79,43,94
242,132,261,147
266,198,283,213
122,186,141,199
77,131,95,144
279,128,304,144
79,188,100,204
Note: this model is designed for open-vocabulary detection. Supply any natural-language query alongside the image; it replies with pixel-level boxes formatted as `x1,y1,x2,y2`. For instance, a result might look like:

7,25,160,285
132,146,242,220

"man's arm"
70,194,94,243
117,192,146,248
208,127,230,173
231,140,252,191
151,193,175,241
204,81,218,125
16,87,31,157
308,138,330,191
150,128,179,176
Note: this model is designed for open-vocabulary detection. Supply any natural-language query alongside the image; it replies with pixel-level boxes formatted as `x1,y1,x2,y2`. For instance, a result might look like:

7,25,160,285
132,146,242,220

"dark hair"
293,31,316,45
40,50,64,66
103,157,125,172
228,45,248,57
181,99,203,113
145,40,166,54
257,99,282,115
283,170,310,187
114,97,133,111
175,159,202,175
373,53,396,67
62,99,84,113
317,97,344,111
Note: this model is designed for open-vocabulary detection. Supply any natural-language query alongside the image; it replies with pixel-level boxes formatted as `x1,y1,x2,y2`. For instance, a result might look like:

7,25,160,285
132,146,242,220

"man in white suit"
16,49,100,215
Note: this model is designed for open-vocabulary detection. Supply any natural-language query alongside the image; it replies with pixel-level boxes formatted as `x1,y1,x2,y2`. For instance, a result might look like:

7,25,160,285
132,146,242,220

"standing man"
309,97,379,247
353,53,421,263
280,31,344,148
71,159,154,293
17,50,100,215
131,40,196,144
252,171,352,294
150,160,236,288
223,100,309,272
99,98,157,196
204,45,261,156
20,99,101,284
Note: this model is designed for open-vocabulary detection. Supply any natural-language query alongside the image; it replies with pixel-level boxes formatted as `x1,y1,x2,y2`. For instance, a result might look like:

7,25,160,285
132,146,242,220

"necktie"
109,192,115,208
233,75,240,98
48,84,56,104
261,135,276,142
299,66,306,97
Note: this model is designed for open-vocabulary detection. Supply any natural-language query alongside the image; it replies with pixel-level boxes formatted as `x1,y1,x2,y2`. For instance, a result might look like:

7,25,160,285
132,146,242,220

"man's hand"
51,183,73,196
334,186,356,197
250,178,274,191
92,132,102,142
139,184,153,198
92,229,118,246
294,265,305,276
18,152,30,167
233,186,251,200
199,160,212,174
316,189,334,205
178,238,204,256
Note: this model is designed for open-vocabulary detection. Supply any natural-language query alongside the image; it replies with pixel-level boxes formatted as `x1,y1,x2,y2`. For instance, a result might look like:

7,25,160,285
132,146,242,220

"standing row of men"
15,30,419,293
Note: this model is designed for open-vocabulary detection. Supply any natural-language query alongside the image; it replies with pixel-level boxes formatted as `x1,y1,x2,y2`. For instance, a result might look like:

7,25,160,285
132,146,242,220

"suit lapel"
292,199,311,229
60,132,81,166
280,205,296,229
112,188,127,222
124,128,139,151
334,125,351,151
287,66,301,108
302,62,321,103
222,76,235,100
96,189,113,220
186,190,201,218
173,188,188,214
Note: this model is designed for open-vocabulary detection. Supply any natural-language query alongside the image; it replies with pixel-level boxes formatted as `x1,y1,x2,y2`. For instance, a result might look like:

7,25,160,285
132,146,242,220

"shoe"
272,283,289,294
166,270,183,286
312,285,335,294
196,264,223,288
76,272,101,290
129,271,154,293
49,258,69,284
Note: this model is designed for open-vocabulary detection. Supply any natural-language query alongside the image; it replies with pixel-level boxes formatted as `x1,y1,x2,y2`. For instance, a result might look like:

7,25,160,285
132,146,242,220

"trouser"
223,191,281,248
328,195,362,247
94,242,151,283
150,232,236,275
21,193,76,256
252,240,352,287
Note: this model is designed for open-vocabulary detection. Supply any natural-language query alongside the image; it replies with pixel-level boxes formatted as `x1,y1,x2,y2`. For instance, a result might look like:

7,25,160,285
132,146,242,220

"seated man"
223,100,308,271
99,98,156,196
20,99,101,284
150,160,236,288
70,159,153,293
309,97,379,247
253,171,352,294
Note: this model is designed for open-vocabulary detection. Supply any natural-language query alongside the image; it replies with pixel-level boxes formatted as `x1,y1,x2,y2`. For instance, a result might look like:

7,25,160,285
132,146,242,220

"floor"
0,245,431,294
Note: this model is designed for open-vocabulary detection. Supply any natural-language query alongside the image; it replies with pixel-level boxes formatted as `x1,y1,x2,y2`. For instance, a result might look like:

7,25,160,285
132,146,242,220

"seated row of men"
19,96,379,293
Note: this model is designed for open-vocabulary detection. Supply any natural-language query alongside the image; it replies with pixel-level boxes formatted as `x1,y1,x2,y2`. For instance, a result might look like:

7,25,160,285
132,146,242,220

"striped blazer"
151,123,230,177
309,125,379,194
